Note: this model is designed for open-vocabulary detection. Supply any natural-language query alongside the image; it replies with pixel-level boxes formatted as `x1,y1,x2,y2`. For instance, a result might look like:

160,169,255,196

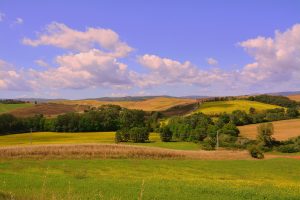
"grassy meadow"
195,100,281,115
0,159,300,200
0,103,33,114
0,132,200,150
239,118,300,140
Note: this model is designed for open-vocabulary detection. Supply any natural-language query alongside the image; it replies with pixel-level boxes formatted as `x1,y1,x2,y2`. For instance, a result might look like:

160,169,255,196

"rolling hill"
57,97,197,111
288,94,300,102
195,100,281,115
0,103,33,114
239,118,300,140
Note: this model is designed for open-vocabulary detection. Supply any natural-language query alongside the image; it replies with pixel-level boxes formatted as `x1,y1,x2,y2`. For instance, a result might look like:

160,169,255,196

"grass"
0,132,200,150
195,100,281,115
58,97,196,111
0,103,33,114
239,118,300,140
0,159,300,199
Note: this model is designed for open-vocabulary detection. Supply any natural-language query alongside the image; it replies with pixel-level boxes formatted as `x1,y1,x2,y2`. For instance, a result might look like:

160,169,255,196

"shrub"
277,144,300,153
202,136,216,150
129,127,149,143
248,145,264,159
114,130,122,143
159,126,173,142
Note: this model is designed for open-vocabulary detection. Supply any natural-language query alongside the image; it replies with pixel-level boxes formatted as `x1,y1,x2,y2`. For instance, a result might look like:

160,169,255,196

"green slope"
195,100,281,115
0,103,33,114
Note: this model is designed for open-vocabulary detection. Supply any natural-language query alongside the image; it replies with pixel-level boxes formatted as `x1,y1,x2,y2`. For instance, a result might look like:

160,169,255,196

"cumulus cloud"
239,24,300,84
22,22,133,57
136,54,226,87
0,59,30,90
207,57,218,66
30,49,132,90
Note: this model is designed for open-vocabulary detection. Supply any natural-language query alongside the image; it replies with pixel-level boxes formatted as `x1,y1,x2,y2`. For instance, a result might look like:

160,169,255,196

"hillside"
239,118,300,140
288,94,300,102
195,100,281,115
0,103,33,114
9,103,88,117
58,97,196,111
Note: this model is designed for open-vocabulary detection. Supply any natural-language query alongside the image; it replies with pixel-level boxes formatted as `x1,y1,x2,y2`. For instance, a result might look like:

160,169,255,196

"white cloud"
136,54,226,87
0,59,30,90
22,22,133,57
239,24,300,85
207,57,218,66
0,12,5,22
15,17,23,24
29,49,132,90
34,59,49,67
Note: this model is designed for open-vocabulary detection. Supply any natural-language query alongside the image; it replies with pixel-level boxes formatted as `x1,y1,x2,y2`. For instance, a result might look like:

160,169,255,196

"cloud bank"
1,22,300,96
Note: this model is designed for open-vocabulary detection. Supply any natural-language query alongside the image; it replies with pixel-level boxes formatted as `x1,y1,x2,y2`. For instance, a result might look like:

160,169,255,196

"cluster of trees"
0,105,158,136
219,107,299,126
249,122,300,159
0,114,44,135
247,95,299,108
0,99,28,104
159,113,240,149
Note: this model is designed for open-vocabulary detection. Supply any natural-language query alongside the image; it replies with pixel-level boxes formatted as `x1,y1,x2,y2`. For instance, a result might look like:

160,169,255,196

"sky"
0,0,300,99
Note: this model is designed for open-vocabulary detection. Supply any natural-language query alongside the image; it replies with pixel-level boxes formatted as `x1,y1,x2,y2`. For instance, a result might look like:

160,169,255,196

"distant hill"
267,91,300,96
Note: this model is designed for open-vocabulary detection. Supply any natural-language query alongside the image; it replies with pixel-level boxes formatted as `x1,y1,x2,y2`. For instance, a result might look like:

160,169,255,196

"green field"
0,103,33,114
0,159,299,200
0,132,200,150
195,100,281,115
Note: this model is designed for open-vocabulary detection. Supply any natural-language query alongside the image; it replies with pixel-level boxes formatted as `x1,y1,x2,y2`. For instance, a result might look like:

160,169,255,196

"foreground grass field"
0,103,33,114
58,97,196,111
195,100,281,115
239,118,300,140
0,132,200,150
0,159,299,199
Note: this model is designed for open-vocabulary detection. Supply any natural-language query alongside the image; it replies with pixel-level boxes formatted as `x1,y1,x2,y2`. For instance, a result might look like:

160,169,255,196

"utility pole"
30,128,32,145
216,130,219,150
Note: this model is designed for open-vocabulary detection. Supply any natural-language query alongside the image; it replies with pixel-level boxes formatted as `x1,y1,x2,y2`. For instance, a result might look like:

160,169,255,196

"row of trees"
0,105,157,136
218,107,299,126
247,95,299,108
0,99,28,104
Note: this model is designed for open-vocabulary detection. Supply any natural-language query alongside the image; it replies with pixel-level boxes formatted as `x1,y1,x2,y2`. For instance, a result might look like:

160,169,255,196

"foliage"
248,145,264,159
247,95,299,108
257,123,275,148
159,125,173,142
129,127,149,143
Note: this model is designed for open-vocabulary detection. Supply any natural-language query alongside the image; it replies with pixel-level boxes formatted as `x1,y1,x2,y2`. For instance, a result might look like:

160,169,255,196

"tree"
286,108,299,118
129,127,149,143
249,107,256,114
221,122,239,137
257,123,275,147
159,126,173,142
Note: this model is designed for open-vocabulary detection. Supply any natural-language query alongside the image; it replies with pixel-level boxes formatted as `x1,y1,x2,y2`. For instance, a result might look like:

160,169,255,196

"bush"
257,123,275,147
277,144,300,153
202,136,216,150
159,126,173,142
129,127,149,143
248,145,264,159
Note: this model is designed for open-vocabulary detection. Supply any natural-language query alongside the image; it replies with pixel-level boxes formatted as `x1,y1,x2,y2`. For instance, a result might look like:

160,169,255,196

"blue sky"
0,0,300,99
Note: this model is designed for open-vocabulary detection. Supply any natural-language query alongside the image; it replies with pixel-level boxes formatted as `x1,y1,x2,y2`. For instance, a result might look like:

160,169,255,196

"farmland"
0,158,299,199
239,118,300,141
0,132,200,150
195,100,281,115
57,97,196,111
8,103,88,117
0,103,33,114
288,94,300,102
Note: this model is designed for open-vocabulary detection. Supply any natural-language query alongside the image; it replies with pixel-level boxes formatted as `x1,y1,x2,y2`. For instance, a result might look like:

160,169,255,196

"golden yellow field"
58,97,196,111
288,94,300,102
239,118,300,140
